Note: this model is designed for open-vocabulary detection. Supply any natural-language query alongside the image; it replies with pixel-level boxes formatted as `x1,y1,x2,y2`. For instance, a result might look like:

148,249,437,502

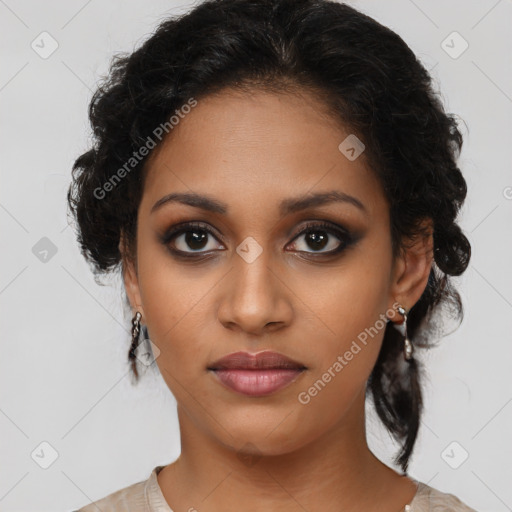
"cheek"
292,243,392,402
292,305,386,437
135,242,223,382
296,241,391,349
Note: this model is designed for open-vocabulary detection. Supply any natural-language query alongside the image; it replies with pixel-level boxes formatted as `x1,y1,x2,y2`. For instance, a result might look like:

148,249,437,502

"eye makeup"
157,217,363,262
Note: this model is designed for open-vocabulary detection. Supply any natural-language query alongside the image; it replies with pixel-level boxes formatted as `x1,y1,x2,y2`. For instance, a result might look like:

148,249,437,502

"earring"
397,305,413,361
129,311,142,362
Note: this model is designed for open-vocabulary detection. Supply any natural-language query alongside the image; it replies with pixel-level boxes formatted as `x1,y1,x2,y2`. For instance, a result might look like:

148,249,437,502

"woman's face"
123,89,425,455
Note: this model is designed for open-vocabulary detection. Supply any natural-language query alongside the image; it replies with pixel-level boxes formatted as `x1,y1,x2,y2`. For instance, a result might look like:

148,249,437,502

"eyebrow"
150,190,367,216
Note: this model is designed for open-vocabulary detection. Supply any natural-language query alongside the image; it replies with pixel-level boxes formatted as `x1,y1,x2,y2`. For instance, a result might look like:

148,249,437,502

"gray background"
1,0,511,510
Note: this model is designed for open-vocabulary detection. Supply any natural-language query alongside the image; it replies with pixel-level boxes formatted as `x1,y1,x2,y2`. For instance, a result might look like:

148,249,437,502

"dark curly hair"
67,0,471,474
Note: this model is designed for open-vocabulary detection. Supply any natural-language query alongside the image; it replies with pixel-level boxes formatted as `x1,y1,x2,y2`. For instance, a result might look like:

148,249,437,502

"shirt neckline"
146,466,424,512
405,479,424,511
146,465,174,511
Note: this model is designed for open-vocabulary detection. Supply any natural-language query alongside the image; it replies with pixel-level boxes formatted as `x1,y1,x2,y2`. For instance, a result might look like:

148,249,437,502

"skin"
121,88,434,512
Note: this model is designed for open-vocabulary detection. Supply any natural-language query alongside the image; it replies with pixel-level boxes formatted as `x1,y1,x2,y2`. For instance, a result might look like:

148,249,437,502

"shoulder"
408,481,478,512
73,480,147,511
72,465,170,512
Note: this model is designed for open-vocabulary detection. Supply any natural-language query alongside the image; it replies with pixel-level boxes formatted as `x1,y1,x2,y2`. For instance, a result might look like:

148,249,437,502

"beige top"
74,465,478,512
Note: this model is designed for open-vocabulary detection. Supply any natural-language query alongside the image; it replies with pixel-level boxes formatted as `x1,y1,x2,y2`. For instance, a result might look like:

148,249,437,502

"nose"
217,250,294,336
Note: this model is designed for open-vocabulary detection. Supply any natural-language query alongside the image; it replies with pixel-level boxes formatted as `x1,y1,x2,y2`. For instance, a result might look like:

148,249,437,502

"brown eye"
176,230,210,251
162,222,225,255
288,221,352,254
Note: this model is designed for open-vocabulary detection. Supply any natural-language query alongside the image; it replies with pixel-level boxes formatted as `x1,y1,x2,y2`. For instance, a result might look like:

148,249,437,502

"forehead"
141,89,386,218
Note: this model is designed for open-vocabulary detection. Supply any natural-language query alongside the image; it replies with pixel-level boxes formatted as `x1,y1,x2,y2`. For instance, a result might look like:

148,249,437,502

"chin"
213,415,312,458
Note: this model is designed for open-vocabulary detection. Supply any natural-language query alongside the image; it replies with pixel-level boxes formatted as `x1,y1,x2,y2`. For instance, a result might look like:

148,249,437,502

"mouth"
207,350,307,397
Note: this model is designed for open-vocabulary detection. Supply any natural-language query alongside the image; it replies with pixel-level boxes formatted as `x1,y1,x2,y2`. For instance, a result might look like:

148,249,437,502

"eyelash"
160,220,355,260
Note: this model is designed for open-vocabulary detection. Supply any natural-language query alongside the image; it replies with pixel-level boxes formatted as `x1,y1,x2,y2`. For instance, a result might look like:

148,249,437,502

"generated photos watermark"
93,97,198,200
297,302,401,405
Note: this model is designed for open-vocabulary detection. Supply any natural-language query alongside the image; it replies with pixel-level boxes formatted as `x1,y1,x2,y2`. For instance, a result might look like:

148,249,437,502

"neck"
158,387,417,512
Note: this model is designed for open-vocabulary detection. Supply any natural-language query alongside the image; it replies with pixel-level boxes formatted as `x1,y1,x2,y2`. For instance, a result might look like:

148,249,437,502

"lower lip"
210,368,305,396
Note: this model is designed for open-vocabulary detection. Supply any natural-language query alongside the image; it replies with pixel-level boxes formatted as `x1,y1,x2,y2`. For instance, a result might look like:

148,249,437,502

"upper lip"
208,350,307,371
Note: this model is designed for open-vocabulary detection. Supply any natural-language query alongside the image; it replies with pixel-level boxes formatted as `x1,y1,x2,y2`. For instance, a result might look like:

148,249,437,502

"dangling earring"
397,305,413,361
129,311,142,363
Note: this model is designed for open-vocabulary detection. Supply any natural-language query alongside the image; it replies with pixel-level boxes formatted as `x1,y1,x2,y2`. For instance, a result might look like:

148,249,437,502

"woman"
68,0,476,510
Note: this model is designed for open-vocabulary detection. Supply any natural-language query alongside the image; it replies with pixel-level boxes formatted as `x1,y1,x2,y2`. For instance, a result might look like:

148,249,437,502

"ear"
388,218,434,318
119,231,145,321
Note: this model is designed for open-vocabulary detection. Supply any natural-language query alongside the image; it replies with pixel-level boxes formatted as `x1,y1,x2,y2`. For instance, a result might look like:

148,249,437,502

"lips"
208,351,307,397
208,350,306,371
